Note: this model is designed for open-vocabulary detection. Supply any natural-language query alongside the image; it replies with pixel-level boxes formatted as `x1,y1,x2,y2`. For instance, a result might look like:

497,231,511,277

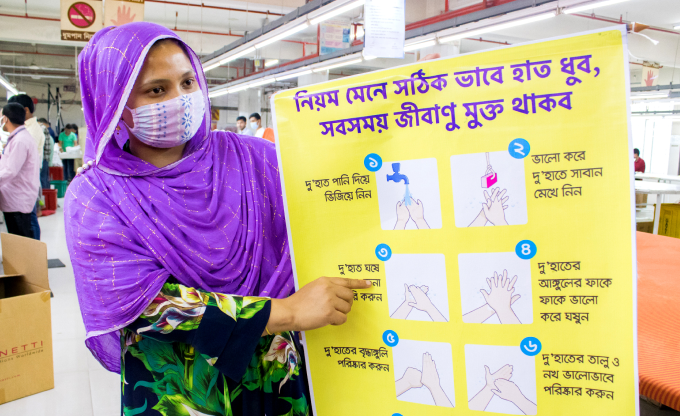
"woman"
66,22,370,416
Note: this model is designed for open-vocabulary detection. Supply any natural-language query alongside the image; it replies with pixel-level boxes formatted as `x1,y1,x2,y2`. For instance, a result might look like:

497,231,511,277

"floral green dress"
120,280,310,416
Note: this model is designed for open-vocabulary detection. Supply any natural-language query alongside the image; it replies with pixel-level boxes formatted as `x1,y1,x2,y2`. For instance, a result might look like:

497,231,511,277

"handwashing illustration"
387,163,430,229
376,158,443,230
450,151,528,228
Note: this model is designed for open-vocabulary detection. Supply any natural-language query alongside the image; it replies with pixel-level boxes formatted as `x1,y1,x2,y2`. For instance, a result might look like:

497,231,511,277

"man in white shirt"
236,116,253,136
249,112,265,138
9,94,44,240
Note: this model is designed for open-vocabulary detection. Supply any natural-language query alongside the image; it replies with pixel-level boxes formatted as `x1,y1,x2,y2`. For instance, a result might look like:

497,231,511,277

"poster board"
272,26,638,416
60,0,103,42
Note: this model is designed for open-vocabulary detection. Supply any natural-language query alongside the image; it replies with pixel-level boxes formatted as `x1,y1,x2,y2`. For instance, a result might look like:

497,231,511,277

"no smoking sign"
68,2,96,28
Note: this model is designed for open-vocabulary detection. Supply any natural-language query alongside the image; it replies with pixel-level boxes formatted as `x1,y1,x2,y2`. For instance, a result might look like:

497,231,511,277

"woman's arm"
267,276,372,334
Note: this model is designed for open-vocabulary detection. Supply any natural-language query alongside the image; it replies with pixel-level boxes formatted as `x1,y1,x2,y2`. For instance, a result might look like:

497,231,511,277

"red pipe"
147,0,284,17
0,48,75,58
406,0,518,31
445,0,449,12
0,12,59,22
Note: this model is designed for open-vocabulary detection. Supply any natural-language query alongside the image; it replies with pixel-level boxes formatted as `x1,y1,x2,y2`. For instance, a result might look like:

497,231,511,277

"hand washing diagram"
465,344,537,415
394,339,455,408
459,252,533,325
376,158,443,230
451,151,528,228
385,253,449,322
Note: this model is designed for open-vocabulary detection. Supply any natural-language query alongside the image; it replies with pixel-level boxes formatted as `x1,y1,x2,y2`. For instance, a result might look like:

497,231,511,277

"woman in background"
66,22,369,416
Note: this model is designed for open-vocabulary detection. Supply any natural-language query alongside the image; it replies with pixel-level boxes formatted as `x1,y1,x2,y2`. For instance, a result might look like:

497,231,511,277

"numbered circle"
520,336,542,356
508,138,530,159
392,414,403,416
515,240,537,260
364,153,383,172
383,330,399,347
375,244,392,261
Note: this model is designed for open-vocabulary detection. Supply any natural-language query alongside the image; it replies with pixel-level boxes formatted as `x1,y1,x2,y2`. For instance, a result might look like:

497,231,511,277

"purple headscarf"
65,22,293,373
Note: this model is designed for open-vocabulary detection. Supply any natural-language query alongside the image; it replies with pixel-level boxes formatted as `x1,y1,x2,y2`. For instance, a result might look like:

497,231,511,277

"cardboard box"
0,233,53,404
636,221,654,234
659,204,680,238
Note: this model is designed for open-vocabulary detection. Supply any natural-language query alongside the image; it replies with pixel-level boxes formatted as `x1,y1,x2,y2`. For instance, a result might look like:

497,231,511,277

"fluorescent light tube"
275,69,312,81
563,0,630,14
404,39,437,52
209,88,230,98
631,93,668,100
313,58,363,72
203,62,221,72
228,84,251,93
219,47,256,64
249,77,275,88
309,0,365,25
264,59,279,68
675,24,680,30
0,73,18,96
255,23,310,50
439,12,555,43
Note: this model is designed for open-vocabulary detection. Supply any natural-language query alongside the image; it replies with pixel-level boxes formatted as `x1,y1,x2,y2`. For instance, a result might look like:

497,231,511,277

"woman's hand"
268,277,371,333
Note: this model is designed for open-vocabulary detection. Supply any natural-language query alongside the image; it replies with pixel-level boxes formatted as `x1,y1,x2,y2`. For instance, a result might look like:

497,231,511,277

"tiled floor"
0,200,120,416
0,200,678,416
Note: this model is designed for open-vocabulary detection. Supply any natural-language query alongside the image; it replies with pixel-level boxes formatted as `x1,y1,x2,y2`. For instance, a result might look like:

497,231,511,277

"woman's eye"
184,79,195,87
150,87,163,94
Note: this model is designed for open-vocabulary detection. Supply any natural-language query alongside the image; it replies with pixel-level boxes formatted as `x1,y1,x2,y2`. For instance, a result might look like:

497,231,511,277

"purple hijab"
65,22,293,373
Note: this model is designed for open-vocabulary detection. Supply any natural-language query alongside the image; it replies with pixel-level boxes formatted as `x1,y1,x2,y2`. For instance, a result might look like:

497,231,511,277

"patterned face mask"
123,89,205,148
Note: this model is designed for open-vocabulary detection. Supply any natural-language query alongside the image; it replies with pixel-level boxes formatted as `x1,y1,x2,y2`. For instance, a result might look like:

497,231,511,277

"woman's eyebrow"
138,71,195,87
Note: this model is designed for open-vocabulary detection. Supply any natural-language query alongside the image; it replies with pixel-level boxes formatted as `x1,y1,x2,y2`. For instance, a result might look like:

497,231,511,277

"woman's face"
122,40,198,127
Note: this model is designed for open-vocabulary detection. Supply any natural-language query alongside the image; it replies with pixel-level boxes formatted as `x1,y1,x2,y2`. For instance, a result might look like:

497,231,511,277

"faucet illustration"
387,163,409,184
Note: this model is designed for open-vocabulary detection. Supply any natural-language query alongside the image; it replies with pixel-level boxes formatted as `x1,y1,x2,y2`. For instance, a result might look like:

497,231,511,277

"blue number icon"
520,337,542,356
383,330,399,347
508,138,530,159
375,244,392,261
364,153,382,172
515,240,536,260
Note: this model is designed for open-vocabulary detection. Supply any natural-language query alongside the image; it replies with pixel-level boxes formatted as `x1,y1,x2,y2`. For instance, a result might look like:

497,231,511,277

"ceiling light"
563,0,630,14
313,58,363,72
404,39,437,52
439,12,555,43
250,77,275,88
264,59,279,68
0,73,19,96
219,47,256,65
203,62,221,72
631,92,668,100
674,24,680,30
208,88,230,98
275,69,312,81
255,23,310,50
309,0,365,25
228,84,251,93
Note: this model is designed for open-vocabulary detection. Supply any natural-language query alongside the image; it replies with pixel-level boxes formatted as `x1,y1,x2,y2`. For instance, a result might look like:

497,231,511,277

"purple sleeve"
0,138,29,188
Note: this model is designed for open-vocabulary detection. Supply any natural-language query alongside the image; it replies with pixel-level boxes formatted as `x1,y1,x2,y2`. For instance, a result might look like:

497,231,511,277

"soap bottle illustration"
481,153,498,188
387,163,412,205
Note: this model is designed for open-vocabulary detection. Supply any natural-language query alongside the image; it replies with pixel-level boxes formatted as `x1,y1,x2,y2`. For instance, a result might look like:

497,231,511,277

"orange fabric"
262,128,275,143
637,231,680,410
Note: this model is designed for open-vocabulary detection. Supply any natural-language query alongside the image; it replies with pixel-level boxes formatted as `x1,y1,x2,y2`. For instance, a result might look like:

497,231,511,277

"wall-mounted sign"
60,0,103,42
105,0,145,28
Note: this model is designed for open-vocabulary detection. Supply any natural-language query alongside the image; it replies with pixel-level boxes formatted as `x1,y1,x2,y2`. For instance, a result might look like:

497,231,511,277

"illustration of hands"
396,353,453,408
468,188,509,227
469,365,536,415
491,379,538,415
391,284,447,322
462,270,521,324
394,198,431,230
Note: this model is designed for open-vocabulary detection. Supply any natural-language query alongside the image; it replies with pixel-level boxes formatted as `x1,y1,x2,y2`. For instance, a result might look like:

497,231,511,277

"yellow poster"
272,27,638,416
